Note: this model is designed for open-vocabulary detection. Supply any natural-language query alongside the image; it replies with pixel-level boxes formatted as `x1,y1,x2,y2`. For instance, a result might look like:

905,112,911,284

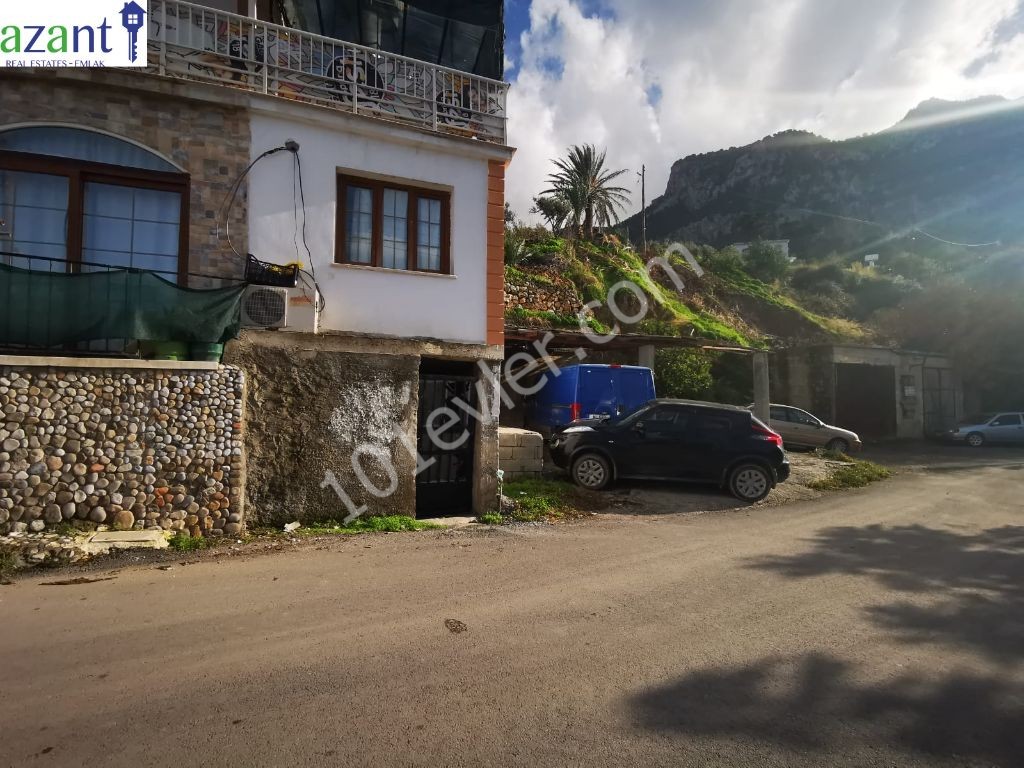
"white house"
0,0,514,523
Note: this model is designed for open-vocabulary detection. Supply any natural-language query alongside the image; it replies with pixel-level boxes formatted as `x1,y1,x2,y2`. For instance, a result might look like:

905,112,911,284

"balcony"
146,0,509,144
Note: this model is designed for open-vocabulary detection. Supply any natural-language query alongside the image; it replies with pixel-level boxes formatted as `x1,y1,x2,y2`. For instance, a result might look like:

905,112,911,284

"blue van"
525,364,657,435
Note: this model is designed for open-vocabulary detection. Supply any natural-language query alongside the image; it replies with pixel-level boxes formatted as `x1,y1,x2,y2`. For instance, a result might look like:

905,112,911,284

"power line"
779,203,1002,249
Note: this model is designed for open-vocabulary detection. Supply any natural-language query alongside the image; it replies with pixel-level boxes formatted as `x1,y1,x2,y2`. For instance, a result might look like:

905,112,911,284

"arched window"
0,125,188,282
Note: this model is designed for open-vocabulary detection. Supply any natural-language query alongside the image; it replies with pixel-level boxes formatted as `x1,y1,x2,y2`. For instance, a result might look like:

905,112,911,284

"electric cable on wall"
217,141,327,314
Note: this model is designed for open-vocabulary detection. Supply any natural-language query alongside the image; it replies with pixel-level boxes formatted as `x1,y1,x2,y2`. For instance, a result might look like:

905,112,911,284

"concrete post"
638,344,656,369
753,352,770,424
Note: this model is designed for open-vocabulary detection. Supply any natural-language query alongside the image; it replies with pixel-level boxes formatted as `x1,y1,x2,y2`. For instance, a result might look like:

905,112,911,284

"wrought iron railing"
147,0,509,144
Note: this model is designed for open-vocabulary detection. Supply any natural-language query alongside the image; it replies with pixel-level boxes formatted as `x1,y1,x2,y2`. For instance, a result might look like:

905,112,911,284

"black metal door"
416,373,476,517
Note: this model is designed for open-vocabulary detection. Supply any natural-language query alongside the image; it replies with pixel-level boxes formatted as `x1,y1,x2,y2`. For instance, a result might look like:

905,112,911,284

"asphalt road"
3,447,1023,767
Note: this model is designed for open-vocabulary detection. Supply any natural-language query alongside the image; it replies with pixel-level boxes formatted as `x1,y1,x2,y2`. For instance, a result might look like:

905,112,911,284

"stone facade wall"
498,427,544,482
0,71,250,280
0,363,245,537
505,269,582,318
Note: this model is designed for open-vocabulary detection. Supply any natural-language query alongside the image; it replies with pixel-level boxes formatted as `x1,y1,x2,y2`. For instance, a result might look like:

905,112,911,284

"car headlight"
562,425,595,434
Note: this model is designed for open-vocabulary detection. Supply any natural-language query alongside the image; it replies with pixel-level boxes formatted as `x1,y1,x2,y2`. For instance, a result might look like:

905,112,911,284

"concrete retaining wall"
499,427,544,481
224,330,503,525
0,359,245,537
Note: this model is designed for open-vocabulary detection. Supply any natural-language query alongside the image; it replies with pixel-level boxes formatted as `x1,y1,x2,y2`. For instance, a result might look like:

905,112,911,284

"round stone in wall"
112,509,135,531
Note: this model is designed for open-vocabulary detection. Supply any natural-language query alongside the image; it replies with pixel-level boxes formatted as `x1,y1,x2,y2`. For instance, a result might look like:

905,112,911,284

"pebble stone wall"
0,365,245,538
505,268,584,319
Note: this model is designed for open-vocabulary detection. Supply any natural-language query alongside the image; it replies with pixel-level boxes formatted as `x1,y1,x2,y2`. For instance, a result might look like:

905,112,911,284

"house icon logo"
119,1,146,63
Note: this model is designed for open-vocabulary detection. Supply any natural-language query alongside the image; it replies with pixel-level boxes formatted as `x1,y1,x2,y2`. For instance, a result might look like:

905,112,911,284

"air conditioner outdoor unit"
241,285,289,328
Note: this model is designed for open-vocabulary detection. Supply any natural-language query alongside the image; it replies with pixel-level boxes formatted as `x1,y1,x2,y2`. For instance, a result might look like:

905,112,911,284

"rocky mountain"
628,97,1024,258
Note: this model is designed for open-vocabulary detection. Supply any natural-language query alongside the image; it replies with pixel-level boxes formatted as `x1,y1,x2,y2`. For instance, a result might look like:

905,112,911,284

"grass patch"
477,513,504,526
503,478,577,522
294,515,442,535
808,459,892,491
0,550,17,576
708,258,871,342
505,265,557,288
505,306,608,334
168,533,217,552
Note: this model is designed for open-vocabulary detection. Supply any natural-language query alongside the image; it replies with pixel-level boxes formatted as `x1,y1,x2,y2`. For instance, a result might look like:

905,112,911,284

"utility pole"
640,164,647,255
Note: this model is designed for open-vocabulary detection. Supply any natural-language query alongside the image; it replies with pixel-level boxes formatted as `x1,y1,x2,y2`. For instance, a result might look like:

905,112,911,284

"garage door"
835,363,897,440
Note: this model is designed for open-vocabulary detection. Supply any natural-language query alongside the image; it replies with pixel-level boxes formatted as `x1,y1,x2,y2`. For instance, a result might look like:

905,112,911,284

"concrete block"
521,433,544,449
499,459,532,473
82,530,168,555
498,427,544,450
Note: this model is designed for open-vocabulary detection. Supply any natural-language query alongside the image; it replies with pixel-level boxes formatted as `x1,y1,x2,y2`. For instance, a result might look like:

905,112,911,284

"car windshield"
609,402,653,426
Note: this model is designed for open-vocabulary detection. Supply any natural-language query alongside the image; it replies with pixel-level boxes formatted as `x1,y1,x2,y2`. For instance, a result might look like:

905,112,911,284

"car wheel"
729,464,772,503
572,453,612,490
825,438,850,454
966,432,985,448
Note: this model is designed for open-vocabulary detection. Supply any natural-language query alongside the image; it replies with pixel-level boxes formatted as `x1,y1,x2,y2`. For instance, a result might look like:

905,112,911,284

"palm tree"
544,144,631,239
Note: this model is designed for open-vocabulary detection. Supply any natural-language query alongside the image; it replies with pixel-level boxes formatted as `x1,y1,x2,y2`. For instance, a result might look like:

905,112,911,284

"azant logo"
1,0,148,68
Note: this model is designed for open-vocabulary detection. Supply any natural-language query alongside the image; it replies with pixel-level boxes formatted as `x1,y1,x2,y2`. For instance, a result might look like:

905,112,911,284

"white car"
947,412,1024,447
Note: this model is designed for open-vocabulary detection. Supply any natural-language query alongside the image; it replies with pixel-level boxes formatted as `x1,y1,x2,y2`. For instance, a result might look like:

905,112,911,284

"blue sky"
504,0,530,71
503,0,1024,220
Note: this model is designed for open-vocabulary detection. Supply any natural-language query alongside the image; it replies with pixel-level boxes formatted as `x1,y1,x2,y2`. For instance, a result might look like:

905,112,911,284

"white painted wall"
247,112,492,345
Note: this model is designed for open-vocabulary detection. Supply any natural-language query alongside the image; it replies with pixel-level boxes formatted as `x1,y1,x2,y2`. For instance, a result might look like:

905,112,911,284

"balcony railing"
147,0,509,144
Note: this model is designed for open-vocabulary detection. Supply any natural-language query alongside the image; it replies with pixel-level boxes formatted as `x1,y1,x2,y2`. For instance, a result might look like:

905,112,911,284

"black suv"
548,399,790,503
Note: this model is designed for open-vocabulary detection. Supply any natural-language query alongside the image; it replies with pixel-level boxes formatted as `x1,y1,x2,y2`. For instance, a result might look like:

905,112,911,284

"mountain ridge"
629,96,1024,257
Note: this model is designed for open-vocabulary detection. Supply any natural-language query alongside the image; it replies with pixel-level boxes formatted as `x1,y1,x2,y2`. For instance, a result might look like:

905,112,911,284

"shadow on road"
629,523,1024,763
747,524,1024,663
630,652,1024,766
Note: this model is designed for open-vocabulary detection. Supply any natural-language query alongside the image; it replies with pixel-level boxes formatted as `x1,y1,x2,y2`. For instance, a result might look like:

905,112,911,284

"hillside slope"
504,237,868,348
627,97,1024,257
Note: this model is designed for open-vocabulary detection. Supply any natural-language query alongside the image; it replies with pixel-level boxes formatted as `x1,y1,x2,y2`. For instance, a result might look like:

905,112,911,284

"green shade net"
0,263,244,347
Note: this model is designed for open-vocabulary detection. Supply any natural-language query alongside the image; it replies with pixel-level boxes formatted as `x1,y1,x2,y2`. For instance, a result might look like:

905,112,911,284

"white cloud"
505,0,1024,222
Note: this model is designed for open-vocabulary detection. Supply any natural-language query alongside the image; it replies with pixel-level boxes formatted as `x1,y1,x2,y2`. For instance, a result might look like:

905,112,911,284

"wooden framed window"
336,173,451,274
0,127,189,285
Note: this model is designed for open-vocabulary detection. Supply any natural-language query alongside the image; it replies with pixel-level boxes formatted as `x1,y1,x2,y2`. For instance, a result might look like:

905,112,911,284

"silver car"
947,412,1024,447
751,404,863,453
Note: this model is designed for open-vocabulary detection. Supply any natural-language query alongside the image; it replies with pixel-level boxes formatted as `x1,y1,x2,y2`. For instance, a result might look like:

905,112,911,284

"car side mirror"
633,422,646,434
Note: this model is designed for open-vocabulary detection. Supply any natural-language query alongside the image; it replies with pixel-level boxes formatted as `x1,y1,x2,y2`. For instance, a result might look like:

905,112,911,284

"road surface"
3,447,1023,767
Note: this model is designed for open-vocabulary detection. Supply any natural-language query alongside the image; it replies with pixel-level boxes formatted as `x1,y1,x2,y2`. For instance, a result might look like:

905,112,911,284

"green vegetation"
168,533,217,552
654,348,714,399
544,144,630,238
505,264,556,287
477,513,504,526
743,241,791,283
531,194,571,231
503,478,578,522
808,459,892,491
502,143,887,358
294,516,442,535
0,550,17,576
505,306,609,335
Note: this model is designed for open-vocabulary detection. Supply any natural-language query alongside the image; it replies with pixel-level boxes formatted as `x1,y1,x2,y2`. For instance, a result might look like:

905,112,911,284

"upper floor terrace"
146,0,509,144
